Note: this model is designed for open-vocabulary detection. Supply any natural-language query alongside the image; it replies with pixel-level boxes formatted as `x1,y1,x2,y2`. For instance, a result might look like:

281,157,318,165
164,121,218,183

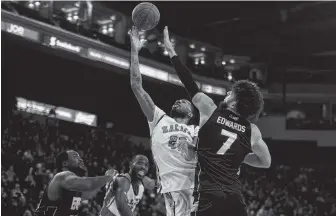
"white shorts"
163,189,198,216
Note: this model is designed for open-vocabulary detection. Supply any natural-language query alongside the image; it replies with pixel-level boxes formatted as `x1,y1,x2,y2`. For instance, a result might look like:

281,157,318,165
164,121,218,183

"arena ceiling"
106,1,336,71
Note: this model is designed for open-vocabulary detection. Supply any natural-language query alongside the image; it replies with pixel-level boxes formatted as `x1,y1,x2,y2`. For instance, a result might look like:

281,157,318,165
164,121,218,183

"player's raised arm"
114,177,134,216
130,26,156,122
163,26,199,97
243,124,271,168
163,26,217,123
55,171,114,192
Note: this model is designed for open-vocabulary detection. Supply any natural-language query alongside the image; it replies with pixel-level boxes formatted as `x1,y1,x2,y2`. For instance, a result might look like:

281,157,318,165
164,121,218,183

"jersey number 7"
216,129,237,155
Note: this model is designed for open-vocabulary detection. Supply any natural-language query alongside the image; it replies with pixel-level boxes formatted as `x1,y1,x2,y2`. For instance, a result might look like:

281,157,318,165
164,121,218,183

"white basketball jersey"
107,174,144,216
148,106,199,194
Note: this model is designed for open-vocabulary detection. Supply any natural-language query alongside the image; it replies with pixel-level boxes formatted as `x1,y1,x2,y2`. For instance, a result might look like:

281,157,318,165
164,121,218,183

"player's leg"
192,191,247,216
163,192,175,216
211,192,247,216
174,189,196,216
227,193,248,216
191,203,214,216
190,195,214,216
164,189,195,216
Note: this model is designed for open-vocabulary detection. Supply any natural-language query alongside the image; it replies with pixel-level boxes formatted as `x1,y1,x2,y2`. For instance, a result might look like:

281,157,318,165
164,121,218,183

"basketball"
132,2,160,31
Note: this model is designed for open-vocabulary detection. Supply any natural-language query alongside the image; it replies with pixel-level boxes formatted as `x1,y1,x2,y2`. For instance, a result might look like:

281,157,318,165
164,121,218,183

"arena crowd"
2,111,336,216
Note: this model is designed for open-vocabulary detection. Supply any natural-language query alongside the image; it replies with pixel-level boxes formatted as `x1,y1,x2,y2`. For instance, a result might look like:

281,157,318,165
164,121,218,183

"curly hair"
231,80,264,120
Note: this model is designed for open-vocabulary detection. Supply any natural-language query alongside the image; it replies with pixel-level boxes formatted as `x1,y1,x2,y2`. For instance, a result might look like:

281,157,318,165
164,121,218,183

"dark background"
107,1,336,70
2,2,336,216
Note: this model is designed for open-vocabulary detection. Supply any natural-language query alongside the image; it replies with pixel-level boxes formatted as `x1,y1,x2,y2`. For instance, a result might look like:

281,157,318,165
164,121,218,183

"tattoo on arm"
130,51,142,88
129,51,155,121
141,91,155,110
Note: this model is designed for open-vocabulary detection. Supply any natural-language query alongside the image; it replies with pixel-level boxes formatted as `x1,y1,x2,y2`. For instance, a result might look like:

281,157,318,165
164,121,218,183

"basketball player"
99,155,149,216
163,26,271,216
35,150,114,216
99,168,120,216
129,26,199,216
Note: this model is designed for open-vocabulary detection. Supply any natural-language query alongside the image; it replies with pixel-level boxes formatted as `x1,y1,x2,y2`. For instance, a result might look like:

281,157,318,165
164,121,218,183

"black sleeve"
170,55,200,98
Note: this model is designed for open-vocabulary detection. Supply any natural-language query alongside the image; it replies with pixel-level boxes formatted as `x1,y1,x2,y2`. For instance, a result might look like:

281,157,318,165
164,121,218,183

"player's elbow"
261,156,271,168
264,160,271,168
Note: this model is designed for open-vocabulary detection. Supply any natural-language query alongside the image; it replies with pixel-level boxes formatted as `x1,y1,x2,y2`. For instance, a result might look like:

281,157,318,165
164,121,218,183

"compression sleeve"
170,55,200,98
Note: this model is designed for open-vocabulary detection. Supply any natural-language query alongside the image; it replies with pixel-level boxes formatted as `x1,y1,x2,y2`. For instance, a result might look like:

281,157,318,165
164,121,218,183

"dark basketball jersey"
195,108,252,194
35,180,82,216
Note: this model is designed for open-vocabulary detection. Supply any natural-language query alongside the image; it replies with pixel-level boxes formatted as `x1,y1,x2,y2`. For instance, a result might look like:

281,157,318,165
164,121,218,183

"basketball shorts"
163,189,198,216
191,191,247,216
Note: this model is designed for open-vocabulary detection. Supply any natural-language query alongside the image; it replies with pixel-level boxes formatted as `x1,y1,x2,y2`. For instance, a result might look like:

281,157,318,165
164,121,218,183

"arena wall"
257,116,336,147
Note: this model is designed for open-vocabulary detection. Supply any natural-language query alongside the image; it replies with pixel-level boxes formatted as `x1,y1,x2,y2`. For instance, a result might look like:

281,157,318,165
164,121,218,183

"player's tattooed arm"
56,171,114,192
130,25,145,89
243,124,271,168
130,26,155,122
130,49,143,89
115,177,133,216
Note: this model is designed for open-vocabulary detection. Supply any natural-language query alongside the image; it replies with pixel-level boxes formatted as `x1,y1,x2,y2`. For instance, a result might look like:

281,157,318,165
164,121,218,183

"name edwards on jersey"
161,124,192,136
216,116,246,133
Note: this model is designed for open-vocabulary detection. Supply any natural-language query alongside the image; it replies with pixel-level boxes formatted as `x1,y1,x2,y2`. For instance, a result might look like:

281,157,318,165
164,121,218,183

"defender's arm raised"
163,26,217,126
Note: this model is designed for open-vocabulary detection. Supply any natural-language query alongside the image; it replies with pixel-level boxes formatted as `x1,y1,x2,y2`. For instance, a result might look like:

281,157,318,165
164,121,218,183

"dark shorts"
192,191,247,216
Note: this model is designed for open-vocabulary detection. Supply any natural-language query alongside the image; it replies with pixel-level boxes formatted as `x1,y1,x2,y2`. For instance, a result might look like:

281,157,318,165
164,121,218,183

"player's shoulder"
114,175,131,191
54,170,76,181
192,92,215,105
153,106,169,123
154,105,166,116
192,92,217,116
250,123,261,133
50,171,76,190
250,123,262,141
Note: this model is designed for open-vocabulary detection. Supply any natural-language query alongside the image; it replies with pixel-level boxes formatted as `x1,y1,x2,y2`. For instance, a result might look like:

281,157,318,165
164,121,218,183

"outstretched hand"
163,26,176,57
130,26,146,52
